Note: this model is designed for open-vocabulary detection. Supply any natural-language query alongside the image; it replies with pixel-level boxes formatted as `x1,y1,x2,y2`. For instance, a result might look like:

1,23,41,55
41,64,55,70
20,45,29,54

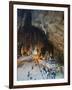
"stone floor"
17,60,64,81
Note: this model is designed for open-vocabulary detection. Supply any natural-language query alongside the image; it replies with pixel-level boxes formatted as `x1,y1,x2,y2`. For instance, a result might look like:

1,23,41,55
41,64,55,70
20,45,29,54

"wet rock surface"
17,60,64,81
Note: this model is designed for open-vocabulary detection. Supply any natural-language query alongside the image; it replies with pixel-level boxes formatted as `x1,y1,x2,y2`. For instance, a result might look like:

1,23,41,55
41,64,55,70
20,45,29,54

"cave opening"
17,10,54,59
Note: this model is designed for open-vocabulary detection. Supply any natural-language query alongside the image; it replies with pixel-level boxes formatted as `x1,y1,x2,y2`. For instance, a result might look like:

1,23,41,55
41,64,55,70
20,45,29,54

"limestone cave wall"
17,10,64,57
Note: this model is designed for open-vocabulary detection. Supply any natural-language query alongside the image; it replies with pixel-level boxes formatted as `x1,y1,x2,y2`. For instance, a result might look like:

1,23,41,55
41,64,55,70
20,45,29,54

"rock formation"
17,10,64,58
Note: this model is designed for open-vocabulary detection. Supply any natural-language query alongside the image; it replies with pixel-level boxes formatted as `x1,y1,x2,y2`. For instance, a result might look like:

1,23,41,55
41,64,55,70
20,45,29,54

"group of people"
42,66,56,79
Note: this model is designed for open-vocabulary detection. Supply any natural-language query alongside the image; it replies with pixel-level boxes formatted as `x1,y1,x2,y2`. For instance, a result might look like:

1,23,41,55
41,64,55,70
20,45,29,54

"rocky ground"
17,58,64,81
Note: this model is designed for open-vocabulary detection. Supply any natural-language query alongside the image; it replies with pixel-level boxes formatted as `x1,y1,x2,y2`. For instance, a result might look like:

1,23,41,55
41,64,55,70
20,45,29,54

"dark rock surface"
17,10,64,56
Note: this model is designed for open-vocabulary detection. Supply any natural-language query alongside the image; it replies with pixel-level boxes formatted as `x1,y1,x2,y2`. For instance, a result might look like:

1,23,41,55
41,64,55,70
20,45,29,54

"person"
50,69,56,79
